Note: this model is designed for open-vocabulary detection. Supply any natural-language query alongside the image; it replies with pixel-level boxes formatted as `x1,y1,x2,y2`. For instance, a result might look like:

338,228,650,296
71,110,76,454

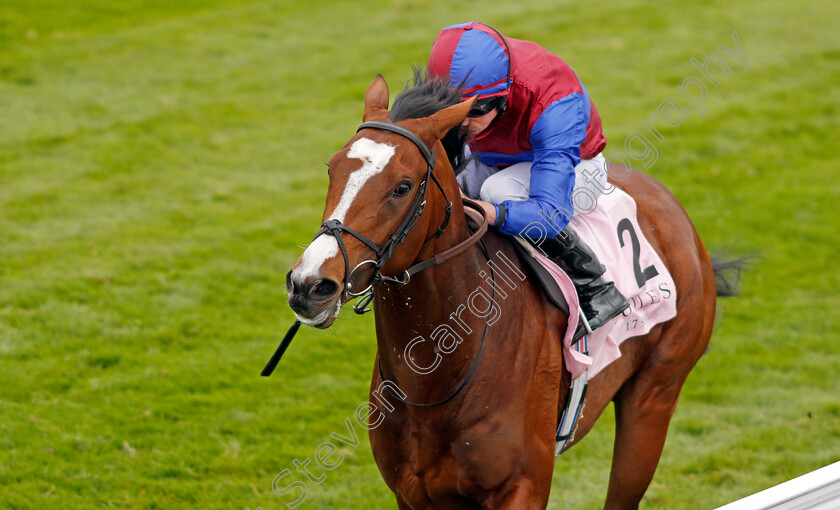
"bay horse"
285,73,735,509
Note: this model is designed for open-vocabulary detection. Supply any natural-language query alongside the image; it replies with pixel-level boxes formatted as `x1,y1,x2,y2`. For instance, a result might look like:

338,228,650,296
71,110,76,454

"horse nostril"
307,279,339,300
286,271,297,295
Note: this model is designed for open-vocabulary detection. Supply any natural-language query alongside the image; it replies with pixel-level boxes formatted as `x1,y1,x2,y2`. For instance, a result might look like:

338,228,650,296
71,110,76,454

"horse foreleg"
603,375,686,510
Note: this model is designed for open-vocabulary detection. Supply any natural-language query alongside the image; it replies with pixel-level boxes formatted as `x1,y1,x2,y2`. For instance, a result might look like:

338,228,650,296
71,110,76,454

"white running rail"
714,461,840,510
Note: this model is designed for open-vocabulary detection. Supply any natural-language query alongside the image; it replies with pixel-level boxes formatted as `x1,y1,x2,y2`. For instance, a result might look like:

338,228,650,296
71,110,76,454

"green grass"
1,0,838,508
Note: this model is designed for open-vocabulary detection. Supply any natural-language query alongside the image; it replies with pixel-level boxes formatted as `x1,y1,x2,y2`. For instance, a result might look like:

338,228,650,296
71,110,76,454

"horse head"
286,75,475,329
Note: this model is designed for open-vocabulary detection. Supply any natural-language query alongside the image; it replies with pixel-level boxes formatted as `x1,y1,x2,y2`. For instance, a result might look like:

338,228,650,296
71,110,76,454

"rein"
377,226,495,407
262,121,489,377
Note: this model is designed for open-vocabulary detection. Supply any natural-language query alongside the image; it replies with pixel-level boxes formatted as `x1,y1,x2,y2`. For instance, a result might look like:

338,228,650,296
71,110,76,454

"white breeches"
456,152,608,216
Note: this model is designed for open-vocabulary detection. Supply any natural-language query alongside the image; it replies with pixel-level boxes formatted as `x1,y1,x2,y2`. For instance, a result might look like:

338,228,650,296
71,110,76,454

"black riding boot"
540,226,629,342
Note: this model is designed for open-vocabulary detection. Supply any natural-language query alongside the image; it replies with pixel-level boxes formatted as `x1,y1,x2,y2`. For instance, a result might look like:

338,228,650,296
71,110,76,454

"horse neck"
372,175,499,402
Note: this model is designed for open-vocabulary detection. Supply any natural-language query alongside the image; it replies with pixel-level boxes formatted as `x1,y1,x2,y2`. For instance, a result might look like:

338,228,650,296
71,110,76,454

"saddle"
510,238,570,317
503,187,678,382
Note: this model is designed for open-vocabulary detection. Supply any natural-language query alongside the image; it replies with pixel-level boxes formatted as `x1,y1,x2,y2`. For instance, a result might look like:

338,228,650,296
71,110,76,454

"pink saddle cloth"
530,188,677,380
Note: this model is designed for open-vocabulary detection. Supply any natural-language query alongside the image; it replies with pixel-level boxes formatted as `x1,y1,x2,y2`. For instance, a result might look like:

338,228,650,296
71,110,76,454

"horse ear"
363,74,389,121
407,97,477,148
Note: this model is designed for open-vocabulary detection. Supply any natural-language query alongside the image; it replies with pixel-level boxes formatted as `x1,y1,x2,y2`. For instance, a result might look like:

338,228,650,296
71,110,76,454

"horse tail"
710,255,754,297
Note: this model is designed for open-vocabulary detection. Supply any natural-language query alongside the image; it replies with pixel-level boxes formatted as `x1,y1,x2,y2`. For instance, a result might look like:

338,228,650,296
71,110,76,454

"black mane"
390,68,468,172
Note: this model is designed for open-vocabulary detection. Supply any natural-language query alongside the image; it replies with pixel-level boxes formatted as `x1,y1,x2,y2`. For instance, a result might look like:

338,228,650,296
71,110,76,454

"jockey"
428,22,629,340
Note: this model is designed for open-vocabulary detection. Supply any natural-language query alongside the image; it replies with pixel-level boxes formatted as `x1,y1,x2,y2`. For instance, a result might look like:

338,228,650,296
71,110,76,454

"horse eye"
392,181,413,197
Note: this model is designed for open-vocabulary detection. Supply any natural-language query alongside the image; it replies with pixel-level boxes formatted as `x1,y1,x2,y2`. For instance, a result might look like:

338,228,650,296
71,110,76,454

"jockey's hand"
473,199,497,226
459,189,496,226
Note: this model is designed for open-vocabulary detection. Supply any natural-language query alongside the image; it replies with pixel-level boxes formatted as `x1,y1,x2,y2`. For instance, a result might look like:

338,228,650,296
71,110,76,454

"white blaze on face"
295,137,396,281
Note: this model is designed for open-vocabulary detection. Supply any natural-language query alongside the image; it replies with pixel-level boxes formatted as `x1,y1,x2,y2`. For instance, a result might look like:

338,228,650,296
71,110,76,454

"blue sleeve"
495,93,587,238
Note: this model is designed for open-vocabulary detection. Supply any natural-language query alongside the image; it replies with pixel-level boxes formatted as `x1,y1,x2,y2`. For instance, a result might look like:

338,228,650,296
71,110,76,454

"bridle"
315,120,451,313
262,120,489,378
316,120,496,406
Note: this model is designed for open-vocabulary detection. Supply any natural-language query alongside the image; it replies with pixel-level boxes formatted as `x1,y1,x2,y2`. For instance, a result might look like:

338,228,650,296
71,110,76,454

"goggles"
466,97,502,118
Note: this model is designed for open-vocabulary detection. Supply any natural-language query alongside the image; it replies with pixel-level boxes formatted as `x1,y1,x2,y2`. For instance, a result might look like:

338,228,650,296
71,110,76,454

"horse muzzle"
286,270,344,329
